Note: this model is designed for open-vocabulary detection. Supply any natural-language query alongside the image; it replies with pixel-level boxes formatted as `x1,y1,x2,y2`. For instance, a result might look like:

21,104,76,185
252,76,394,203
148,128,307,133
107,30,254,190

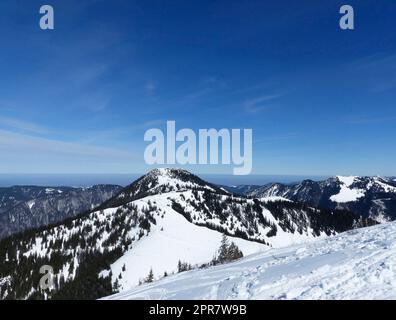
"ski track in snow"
105,222,396,300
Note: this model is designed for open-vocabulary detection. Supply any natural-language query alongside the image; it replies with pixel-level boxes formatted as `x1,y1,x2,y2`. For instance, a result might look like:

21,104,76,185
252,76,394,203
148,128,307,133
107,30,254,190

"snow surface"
337,176,357,187
330,176,366,203
105,222,396,300
44,188,63,195
102,193,266,290
374,178,396,193
27,201,35,210
260,196,291,203
102,191,326,292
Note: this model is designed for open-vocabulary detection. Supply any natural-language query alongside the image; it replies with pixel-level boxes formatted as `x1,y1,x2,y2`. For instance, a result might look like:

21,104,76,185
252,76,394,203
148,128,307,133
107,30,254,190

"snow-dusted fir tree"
216,234,243,264
145,268,154,283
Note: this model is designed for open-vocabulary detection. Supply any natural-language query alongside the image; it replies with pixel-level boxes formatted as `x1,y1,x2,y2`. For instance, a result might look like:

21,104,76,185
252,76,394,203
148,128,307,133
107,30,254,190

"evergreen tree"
218,234,230,263
113,278,119,291
215,234,243,264
145,268,154,283
228,242,243,261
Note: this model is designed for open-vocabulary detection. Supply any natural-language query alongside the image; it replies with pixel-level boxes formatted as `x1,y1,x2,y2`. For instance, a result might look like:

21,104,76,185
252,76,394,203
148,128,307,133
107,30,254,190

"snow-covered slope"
105,221,396,300
101,193,265,290
329,176,366,203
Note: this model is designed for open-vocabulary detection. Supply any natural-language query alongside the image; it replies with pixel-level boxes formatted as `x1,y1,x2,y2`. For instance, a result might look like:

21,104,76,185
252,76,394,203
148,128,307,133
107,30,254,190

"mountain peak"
100,168,226,209
146,168,192,178
335,176,359,187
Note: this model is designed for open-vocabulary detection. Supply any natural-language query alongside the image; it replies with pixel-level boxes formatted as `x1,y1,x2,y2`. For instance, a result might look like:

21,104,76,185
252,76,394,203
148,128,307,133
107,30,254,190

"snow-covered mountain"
0,169,374,300
99,168,225,209
0,185,122,239
105,221,396,300
245,176,396,223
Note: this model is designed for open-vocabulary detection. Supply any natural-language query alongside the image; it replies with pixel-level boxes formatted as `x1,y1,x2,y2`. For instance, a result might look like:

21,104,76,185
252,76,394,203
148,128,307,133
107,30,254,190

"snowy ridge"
102,168,223,209
247,176,396,221
121,168,218,196
105,221,396,300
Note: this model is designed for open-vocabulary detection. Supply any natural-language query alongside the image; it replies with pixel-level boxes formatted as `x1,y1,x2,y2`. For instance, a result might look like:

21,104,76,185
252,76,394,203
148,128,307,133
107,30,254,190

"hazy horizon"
0,172,333,188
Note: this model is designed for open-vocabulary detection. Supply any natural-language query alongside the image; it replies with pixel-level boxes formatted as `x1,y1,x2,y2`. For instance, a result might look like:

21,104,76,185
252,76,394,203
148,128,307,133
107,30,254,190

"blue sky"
0,0,395,176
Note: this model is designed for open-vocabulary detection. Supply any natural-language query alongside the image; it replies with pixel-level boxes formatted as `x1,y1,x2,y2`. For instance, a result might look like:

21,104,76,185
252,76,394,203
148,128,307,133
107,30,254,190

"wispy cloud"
80,93,112,112
77,119,165,144
344,115,396,125
353,54,396,70
350,54,396,93
145,82,157,96
244,94,283,114
255,133,298,144
134,119,165,129
371,77,396,93
175,88,213,105
0,129,136,160
0,115,51,135
0,113,163,148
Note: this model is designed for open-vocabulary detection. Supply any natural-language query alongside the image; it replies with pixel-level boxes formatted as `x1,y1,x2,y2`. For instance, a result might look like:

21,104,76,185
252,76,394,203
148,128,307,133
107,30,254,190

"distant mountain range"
223,176,396,223
0,185,122,239
0,169,374,300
